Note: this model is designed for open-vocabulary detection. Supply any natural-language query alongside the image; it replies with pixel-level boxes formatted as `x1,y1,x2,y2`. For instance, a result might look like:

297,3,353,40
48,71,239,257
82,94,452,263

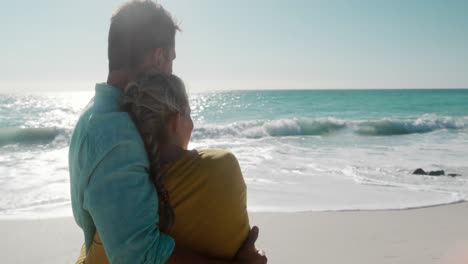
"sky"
1,0,467,93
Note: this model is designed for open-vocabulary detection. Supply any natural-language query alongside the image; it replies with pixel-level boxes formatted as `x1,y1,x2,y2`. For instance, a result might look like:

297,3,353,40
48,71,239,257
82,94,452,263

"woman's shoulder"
194,149,243,184
196,149,237,163
163,149,238,175
163,148,243,186
193,149,241,171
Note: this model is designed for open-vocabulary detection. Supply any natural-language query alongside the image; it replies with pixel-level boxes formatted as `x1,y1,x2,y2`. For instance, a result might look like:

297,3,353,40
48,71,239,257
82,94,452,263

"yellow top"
161,149,249,259
77,149,249,263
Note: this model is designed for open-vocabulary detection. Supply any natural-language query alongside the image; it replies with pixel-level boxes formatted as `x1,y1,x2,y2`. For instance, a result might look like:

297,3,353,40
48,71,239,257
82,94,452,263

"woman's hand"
235,226,268,264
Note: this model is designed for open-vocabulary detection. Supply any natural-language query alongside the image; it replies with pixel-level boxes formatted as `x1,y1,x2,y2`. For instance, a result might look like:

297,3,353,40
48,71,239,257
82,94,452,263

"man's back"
69,83,174,263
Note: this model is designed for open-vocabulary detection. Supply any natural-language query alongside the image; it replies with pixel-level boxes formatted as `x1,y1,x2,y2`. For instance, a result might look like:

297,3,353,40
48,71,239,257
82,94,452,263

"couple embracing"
69,1,267,263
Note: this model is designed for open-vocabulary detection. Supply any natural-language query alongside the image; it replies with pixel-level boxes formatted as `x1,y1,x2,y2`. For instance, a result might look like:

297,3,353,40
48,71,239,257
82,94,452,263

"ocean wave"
355,115,465,136
1,115,465,146
192,115,466,139
0,127,68,147
192,118,346,139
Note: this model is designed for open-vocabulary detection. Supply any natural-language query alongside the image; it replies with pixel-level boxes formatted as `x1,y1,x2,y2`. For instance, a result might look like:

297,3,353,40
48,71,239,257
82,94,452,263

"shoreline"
2,198,466,221
2,202,468,263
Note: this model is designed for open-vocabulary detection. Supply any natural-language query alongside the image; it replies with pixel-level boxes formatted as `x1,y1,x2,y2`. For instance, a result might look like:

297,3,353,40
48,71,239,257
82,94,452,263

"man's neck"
106,70,130,90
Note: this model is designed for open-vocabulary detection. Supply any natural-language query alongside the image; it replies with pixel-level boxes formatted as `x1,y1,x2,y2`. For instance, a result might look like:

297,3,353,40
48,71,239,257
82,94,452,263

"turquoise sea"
1,89,467,217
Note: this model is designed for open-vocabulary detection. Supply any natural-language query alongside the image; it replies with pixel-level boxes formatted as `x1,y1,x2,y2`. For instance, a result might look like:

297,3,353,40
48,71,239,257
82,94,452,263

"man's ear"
151,48,165,70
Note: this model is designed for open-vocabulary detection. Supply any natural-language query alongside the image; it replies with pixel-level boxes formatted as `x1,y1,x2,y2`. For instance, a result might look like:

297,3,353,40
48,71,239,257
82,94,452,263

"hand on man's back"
235,226,268,264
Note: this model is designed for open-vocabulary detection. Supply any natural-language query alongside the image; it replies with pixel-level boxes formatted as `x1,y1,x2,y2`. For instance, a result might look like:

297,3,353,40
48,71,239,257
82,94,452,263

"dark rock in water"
413,168,427,175
428,170,445,176
413,169,457,177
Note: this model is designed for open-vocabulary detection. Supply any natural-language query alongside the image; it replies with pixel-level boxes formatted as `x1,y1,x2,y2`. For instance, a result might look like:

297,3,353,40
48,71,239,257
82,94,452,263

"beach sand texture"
1,202,468,264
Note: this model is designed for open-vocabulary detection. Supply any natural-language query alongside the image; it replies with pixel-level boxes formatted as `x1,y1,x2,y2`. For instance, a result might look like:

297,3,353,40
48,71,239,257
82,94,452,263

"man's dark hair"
108,0,179,72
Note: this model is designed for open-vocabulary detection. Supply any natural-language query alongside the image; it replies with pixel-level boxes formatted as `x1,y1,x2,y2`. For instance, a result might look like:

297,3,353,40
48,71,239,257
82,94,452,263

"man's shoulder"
77,99,136,136
72,94,145,159
70,101,148,182
87,112,144,153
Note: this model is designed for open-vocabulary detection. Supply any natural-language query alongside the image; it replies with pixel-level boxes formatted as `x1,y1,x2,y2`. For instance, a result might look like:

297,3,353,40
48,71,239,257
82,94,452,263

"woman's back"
161,148,249,259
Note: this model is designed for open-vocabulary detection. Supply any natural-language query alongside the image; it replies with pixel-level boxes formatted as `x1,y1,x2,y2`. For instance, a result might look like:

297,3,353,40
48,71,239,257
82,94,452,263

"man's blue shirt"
69,83,174,263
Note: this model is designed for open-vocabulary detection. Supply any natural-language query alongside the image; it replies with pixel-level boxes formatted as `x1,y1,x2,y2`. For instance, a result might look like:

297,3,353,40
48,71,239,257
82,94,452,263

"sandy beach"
2,202,468,264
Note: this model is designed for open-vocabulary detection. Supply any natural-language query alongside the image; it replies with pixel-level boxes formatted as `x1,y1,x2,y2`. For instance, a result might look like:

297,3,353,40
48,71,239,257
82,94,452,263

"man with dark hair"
69,1,267,263
107,0,178,77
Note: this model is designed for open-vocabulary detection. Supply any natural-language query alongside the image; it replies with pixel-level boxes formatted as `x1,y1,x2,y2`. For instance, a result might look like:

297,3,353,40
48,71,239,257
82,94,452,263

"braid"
121,73,187,232
149,145,174,231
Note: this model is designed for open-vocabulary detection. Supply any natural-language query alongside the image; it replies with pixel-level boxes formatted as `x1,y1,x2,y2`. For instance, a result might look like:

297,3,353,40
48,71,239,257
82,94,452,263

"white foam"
195,132,468,213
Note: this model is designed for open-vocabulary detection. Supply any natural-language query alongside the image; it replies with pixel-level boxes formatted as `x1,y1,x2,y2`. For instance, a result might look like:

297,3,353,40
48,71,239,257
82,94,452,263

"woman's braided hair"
121,72,188,231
